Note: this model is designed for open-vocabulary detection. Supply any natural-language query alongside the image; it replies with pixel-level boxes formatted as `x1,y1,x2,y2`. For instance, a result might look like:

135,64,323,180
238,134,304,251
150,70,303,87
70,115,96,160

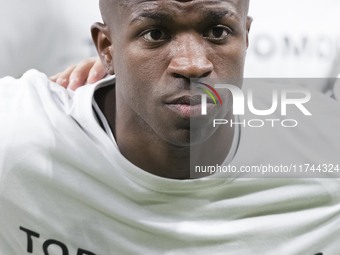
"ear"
91,22,115,75
245,16,253,49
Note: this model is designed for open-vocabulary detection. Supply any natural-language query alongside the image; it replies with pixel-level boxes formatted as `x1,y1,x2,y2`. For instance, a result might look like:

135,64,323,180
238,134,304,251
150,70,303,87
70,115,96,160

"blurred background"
245,0,340,95
0,0,100,78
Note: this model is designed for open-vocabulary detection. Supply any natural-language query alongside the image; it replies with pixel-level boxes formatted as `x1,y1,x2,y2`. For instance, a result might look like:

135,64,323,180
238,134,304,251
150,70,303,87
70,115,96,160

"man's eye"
143,29,170,42
204,26,230,41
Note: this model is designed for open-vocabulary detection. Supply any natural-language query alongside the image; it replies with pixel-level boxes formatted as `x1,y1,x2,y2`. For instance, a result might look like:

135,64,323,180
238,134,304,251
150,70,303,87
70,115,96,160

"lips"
166,95,215,105
165,95,215,118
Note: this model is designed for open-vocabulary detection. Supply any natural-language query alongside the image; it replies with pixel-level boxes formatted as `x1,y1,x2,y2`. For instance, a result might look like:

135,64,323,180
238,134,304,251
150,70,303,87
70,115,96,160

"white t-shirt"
0,0,101,78
245,0,340,93
0,70,340,254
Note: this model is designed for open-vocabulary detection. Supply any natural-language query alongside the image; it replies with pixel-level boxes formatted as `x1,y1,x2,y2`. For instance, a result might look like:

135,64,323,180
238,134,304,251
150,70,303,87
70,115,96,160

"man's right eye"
142,29,170,42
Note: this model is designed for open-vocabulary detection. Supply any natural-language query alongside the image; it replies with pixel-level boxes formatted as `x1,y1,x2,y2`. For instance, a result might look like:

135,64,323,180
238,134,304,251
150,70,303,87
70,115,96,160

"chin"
165,126,216,147
165,129,191,147
189,127,217,146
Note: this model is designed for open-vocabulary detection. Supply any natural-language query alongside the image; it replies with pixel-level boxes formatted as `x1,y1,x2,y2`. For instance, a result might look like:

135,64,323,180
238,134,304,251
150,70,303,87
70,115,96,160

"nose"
168,34,213,79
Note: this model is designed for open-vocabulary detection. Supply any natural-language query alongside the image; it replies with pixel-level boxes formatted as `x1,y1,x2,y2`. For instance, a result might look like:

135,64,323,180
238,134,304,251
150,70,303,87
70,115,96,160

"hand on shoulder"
50,57,107,90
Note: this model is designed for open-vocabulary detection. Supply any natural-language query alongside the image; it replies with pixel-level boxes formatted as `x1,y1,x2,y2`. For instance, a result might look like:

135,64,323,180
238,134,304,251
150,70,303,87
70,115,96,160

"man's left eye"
203,26,230,41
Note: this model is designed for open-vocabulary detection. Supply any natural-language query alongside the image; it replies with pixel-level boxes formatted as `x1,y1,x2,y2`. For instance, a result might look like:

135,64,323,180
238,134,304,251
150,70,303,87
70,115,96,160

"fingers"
87,58,107,84
50,65,76,89
50,57,107,91
68,58,99,90
49,73,59,83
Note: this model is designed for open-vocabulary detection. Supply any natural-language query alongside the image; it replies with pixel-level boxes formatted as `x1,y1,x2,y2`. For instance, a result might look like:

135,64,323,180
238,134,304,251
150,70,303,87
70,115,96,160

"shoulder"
0,69,73,113
0,70,74,149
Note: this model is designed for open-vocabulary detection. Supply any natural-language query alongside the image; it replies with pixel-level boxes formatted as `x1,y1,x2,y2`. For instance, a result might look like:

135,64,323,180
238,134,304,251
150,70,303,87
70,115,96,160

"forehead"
116,0,247,21
122,0,242,7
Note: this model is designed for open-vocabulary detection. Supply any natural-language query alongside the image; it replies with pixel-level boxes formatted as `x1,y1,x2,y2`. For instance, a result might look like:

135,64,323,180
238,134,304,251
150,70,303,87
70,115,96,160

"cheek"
114,50,151,97
117,47,169,104
123,43,168,77
114,63,159,121
212,43,247,78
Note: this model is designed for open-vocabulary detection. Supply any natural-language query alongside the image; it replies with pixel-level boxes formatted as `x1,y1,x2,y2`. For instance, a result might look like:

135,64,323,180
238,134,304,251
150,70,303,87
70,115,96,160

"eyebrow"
205,9,233,20
131,12,172,24
130,9,233,24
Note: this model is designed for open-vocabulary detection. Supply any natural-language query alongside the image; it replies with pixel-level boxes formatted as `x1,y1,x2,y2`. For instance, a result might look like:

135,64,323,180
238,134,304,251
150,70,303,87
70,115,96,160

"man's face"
105,0,250,146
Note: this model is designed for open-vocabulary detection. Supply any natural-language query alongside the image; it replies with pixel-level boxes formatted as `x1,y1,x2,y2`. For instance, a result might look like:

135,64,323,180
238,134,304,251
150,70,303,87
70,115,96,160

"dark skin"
92,0,251,179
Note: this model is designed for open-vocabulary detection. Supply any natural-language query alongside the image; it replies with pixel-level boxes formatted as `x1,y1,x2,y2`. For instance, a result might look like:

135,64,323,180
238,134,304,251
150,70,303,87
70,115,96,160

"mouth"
165,95,216,119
